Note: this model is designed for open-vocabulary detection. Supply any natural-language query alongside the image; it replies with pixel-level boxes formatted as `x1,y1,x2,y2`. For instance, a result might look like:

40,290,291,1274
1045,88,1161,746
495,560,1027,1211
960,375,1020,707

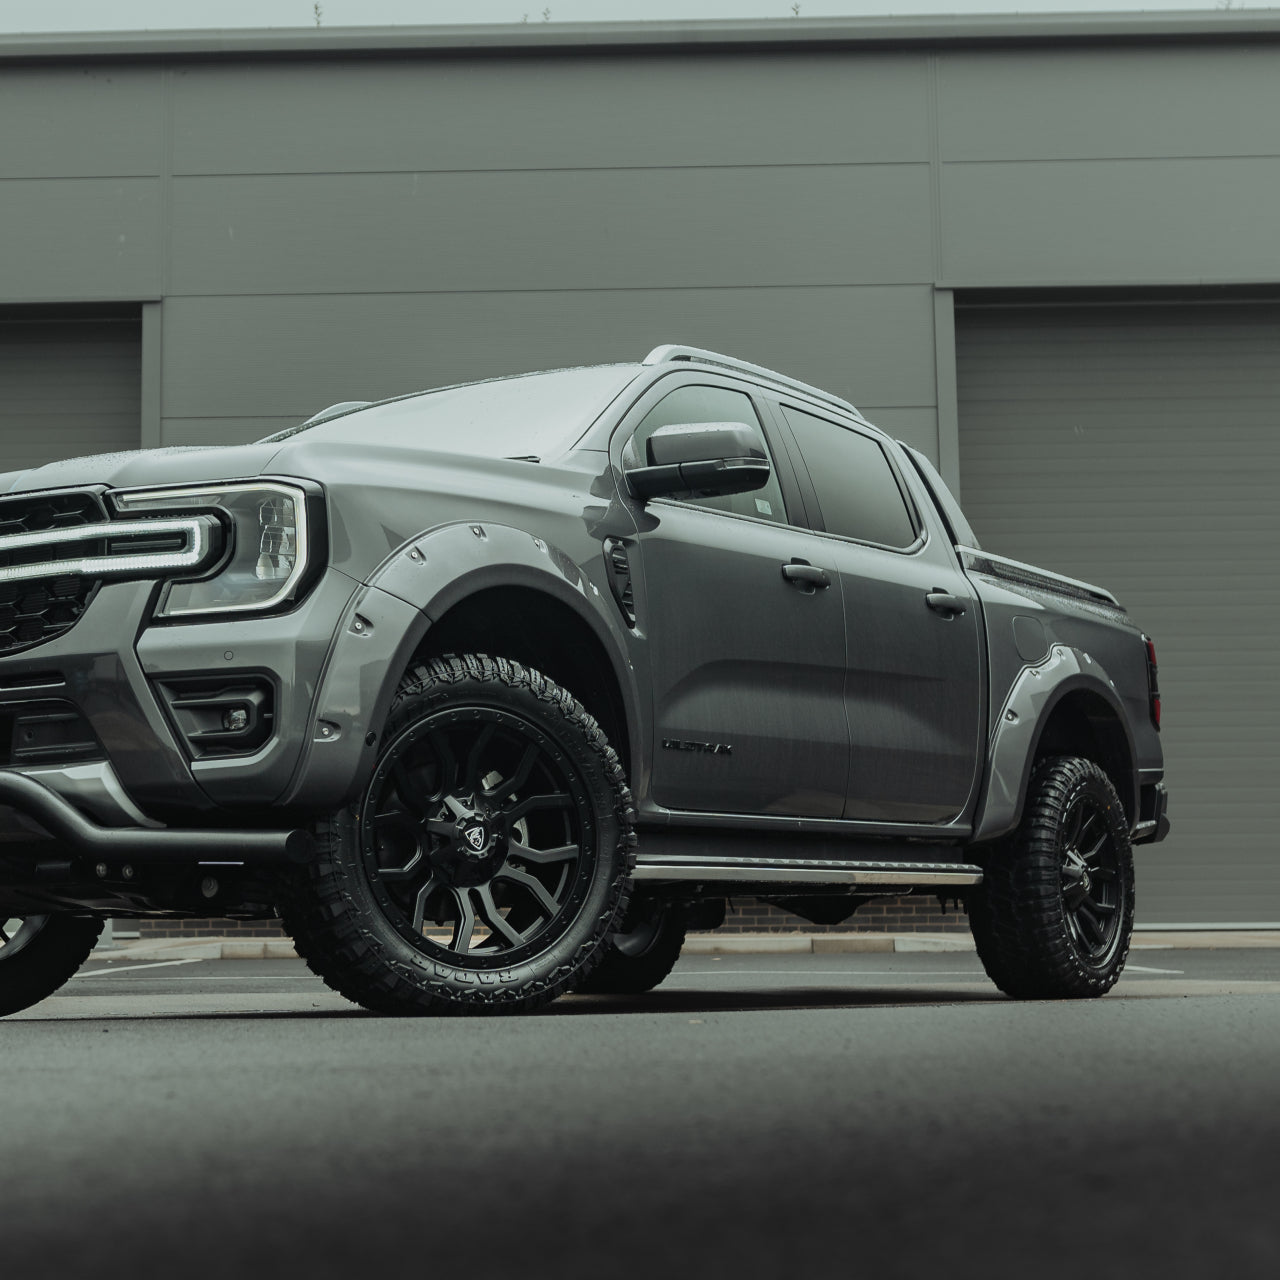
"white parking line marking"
72,974,317,982
1124,964,1185,975
76,957,207,978
667,969,987,979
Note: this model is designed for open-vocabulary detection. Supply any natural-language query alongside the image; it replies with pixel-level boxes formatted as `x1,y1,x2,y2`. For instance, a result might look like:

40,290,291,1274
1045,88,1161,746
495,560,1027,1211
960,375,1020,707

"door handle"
782,560,831,591
925,590,966,617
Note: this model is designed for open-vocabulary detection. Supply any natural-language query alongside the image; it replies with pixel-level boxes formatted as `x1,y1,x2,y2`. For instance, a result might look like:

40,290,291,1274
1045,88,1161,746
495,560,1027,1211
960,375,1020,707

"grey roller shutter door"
957,300,1280,927
0,314,141,472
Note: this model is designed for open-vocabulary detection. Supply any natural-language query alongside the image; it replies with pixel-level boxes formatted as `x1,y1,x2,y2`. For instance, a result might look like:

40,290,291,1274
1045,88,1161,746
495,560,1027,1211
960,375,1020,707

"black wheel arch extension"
290,523,643,812
1019,679,1138,830
971,663,1141,848
412,584,632,777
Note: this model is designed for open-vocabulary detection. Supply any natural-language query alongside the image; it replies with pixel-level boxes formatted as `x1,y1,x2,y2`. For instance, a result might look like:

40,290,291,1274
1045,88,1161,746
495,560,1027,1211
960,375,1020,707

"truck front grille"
0,575,95,653
0,489,218,657
0,492,105,657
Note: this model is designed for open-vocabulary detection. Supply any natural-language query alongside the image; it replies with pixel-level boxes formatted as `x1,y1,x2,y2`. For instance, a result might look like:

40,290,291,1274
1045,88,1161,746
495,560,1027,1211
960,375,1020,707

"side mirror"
625,421,772,500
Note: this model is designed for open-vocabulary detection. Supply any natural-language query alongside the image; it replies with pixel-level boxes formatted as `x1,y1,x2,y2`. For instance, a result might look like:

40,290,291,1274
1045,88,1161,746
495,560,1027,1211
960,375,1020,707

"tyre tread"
280,654,636,1015
0,915,103,1017
970,755,1134,1000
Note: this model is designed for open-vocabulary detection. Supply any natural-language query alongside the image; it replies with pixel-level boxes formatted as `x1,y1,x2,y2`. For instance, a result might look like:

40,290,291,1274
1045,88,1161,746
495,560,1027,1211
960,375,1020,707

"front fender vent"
603,538,636,628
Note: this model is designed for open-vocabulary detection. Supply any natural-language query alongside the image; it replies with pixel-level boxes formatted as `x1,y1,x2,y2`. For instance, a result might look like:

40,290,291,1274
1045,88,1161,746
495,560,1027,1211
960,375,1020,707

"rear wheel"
970,755,1134,999
0,915,103,1017
575,899,687,994
281,655,636,1014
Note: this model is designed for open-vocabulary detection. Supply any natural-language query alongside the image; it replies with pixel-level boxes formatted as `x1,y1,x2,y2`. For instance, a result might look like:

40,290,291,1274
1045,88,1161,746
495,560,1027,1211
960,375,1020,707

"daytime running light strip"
0,518,212,585
113,481,310,617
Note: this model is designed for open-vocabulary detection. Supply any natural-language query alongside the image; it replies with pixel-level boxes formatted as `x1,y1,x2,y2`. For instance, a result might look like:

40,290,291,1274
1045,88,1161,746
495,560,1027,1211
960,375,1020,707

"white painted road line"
1124,964,1185,975
665,969,988,979
69,974,318,982
76,957,207,978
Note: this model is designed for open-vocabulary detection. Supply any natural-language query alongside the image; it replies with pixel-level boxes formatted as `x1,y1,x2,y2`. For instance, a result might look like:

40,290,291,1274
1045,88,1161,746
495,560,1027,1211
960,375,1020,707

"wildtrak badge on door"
0,344,1167,1016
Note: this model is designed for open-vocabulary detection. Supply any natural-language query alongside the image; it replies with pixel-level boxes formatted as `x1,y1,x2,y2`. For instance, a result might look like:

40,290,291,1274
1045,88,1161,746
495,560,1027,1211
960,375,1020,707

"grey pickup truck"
0,345,1167,1015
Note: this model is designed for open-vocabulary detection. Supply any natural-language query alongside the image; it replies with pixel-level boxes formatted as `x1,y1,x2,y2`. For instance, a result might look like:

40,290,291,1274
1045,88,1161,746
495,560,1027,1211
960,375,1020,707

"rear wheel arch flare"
1029,685,1137,827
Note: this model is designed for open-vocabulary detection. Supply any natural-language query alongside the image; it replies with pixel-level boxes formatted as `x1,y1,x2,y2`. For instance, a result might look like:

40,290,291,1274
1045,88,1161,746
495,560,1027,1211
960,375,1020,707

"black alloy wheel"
1,915,47,960
0,914,104,1017
281,655,635,1014
969,755,1135,1000
1058,792,1125,966
362,706,595,963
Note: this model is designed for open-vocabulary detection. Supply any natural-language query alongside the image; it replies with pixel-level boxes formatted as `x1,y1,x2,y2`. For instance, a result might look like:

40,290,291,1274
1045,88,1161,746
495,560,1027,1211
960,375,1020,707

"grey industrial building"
1,11,1277,927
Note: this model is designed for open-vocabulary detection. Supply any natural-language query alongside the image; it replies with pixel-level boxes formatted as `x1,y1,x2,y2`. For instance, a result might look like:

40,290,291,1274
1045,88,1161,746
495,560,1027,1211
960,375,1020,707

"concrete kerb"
89,929,1280,962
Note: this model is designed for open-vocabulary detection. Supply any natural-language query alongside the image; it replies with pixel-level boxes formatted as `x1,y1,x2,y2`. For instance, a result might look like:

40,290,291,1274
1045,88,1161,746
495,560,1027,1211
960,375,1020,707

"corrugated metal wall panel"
167,165,933,296
170,53,931,174
0,314,141,470
957,301,1280,925
156,286,940,454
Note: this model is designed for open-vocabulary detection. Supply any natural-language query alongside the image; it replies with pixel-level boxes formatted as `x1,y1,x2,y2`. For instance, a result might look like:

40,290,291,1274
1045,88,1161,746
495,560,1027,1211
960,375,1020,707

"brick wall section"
133,918,288,939
132,895,970,938
722,896,971,934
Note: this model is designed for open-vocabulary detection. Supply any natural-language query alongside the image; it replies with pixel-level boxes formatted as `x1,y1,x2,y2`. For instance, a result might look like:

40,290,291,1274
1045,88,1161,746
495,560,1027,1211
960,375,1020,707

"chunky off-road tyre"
0,915,103,1017
280,655,636,1014
970,755,1134,1000
575,899,687,995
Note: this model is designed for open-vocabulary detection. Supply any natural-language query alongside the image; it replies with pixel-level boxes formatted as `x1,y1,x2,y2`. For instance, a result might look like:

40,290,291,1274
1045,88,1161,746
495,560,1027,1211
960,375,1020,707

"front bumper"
0,768,313,864
0,565,362,820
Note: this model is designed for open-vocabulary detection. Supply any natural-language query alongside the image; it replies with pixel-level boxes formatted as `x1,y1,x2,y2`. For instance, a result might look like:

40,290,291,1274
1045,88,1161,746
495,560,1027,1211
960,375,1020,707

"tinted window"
629,385,788,525
261,365,639,460
782,406,917,549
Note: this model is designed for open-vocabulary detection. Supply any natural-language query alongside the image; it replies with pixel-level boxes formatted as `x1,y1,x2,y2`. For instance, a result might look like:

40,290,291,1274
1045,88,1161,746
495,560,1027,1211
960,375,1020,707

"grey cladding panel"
0,67,163,179
957,301,1280,924
169,166,933,296
0,179,161,301
939,46,1280,162
170,53,931,175
0,316,141,468
941,158,1280,286
160,286,937,420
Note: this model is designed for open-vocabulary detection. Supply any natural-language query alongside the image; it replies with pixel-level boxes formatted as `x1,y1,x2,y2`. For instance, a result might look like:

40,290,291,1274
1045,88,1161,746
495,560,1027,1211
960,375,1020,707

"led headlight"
112,481,313,618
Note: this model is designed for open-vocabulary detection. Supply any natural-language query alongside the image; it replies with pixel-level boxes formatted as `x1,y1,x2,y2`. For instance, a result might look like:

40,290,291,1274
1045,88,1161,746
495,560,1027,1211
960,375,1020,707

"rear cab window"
775,404,920,550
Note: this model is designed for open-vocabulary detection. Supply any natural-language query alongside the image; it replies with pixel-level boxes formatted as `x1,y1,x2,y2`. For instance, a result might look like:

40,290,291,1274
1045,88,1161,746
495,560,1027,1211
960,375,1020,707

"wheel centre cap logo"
463,824,487,852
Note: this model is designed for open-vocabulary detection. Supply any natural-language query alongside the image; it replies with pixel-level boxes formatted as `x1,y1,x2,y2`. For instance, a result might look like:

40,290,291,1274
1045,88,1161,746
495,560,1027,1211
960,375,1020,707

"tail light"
1143,635,1160,729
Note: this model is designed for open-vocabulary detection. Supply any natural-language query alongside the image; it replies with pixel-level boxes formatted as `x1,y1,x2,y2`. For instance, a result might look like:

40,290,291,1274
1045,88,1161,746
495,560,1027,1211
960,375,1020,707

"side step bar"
633,854,983,888
0,770,314,864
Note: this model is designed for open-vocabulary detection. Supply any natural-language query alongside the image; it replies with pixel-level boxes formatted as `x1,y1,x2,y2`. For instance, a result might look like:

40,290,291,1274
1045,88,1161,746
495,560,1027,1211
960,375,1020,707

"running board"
632,854,983,888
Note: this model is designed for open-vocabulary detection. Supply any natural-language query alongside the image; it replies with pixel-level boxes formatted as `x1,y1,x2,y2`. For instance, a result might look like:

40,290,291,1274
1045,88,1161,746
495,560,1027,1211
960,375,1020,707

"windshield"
261,365,640,459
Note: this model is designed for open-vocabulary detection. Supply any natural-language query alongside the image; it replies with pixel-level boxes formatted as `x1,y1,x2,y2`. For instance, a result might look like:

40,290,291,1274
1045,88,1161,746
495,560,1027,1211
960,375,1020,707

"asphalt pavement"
5,950,1280,1279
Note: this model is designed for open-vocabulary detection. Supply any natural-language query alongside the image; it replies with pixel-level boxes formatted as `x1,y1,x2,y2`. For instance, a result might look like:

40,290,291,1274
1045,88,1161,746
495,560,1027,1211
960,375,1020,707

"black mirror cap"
626,456,772,501
645,421,765,467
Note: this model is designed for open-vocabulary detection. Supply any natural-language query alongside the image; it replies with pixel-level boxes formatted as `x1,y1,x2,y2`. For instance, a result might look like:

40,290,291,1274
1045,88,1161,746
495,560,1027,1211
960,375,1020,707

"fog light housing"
154,675,274,758
222,707,250,733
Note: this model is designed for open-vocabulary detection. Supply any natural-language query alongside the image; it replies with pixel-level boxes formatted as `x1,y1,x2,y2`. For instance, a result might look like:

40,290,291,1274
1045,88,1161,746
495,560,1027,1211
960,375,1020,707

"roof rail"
642,345,861,418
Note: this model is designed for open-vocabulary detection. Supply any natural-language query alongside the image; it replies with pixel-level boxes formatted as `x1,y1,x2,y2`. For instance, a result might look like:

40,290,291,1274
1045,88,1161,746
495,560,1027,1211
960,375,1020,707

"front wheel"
281,655,636,1015
969,755,1135,999
0,915,103,1017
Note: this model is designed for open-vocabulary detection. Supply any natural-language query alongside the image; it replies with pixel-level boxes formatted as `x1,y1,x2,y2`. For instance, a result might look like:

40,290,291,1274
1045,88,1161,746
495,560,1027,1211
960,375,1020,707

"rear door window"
780,405,919,549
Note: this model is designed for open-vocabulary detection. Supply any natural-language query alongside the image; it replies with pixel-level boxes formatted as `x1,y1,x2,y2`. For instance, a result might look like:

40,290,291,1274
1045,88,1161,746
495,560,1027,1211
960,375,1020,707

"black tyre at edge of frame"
280,654,637,1015
0,915,104,1018
970,754,1135,1000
